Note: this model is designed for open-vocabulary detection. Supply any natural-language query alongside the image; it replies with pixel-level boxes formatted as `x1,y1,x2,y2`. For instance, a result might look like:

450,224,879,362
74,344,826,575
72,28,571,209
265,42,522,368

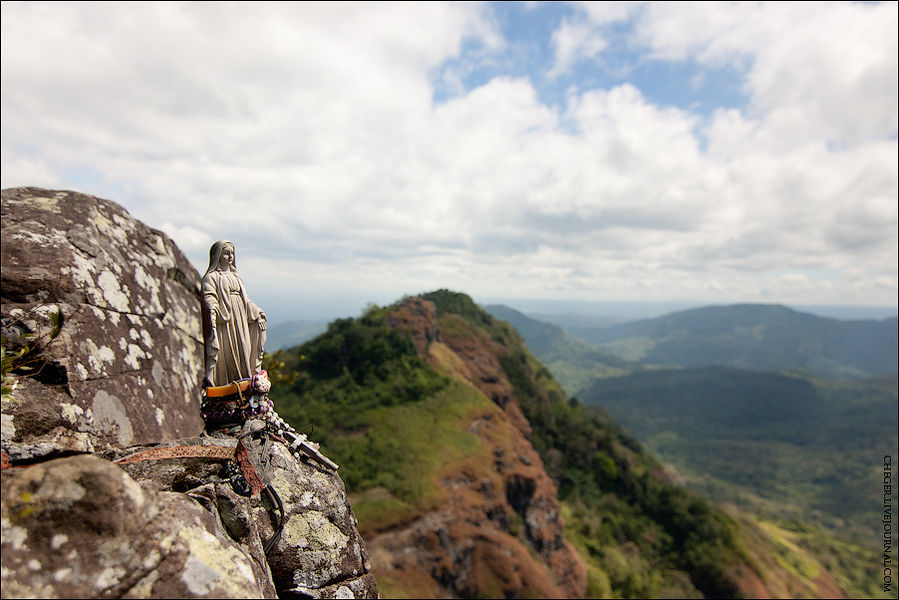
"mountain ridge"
537,303,898,379
269,290,849,598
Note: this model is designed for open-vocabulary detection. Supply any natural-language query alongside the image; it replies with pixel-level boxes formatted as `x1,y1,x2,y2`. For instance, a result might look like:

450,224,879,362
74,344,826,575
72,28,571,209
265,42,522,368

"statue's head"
207,240,236,274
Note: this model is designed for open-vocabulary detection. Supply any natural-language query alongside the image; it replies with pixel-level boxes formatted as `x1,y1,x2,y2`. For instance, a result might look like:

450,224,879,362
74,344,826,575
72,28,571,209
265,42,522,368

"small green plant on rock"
1,306,64,398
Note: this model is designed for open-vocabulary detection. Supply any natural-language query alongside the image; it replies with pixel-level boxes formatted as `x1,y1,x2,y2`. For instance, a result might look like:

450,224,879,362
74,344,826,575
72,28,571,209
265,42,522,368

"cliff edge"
1,188,378,599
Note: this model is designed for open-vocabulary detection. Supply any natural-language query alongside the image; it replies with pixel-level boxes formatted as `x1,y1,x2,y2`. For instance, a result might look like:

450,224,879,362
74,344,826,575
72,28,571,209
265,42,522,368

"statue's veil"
204,240,236,278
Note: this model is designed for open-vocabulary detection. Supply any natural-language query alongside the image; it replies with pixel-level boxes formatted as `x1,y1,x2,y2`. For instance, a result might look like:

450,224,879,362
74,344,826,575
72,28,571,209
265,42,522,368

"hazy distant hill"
265,319,327,350
485,304,640,395
580,367,898,548
556,304,897,378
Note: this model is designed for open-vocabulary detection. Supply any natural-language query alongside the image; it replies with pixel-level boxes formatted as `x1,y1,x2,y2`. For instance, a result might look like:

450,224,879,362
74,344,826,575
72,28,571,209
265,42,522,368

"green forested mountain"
485,304,640,395
550,304,898,379
267,291,852,598
580,367,897,597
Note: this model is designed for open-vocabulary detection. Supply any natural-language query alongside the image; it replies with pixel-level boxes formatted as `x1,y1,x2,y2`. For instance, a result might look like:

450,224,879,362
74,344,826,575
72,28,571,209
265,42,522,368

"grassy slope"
269,307,474,527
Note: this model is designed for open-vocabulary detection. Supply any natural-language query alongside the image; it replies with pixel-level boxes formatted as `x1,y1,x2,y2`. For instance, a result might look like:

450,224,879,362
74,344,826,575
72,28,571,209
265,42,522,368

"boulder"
2,441,378,599
1,187,205,459
1,454,270,598
236,428,377,598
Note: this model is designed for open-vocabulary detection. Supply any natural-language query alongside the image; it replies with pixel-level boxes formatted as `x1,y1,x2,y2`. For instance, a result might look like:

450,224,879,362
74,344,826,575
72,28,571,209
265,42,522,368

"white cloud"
636,1,898,144
1,2,896,319
548,18,608,79
545,2,645,81
579,1,643,25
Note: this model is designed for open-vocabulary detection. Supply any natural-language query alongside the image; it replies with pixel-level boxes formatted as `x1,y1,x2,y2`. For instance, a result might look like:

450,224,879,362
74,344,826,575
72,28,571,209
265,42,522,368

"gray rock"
111,431,378,598
1,187,204,458
244,431,375,597
1,454,270,598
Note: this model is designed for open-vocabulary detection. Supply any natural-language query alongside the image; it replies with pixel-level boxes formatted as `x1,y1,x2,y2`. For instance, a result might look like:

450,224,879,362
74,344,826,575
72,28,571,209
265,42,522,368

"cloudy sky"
2,1,897,323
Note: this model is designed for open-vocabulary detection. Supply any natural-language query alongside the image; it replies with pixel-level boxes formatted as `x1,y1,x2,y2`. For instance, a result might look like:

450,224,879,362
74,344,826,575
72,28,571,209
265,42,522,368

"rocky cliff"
368,298,587,597
2,187,204,457
1,188,377,599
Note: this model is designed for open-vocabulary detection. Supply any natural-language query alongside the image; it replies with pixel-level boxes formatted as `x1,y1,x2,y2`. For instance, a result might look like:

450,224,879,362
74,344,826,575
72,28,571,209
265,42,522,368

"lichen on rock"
2,187,205,457
1,454,271,598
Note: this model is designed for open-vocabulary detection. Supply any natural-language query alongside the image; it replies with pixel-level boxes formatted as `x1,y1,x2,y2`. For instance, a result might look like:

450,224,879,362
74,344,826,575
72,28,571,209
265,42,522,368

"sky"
2,1,897,324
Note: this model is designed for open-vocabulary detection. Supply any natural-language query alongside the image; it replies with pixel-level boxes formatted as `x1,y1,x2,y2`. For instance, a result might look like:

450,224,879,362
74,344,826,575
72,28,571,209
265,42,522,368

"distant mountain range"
265,319,328,351
535,303,897,379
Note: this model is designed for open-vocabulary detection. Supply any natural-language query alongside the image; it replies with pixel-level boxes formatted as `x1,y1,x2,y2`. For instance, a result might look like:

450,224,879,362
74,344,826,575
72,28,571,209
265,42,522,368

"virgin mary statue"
201,240,266,387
